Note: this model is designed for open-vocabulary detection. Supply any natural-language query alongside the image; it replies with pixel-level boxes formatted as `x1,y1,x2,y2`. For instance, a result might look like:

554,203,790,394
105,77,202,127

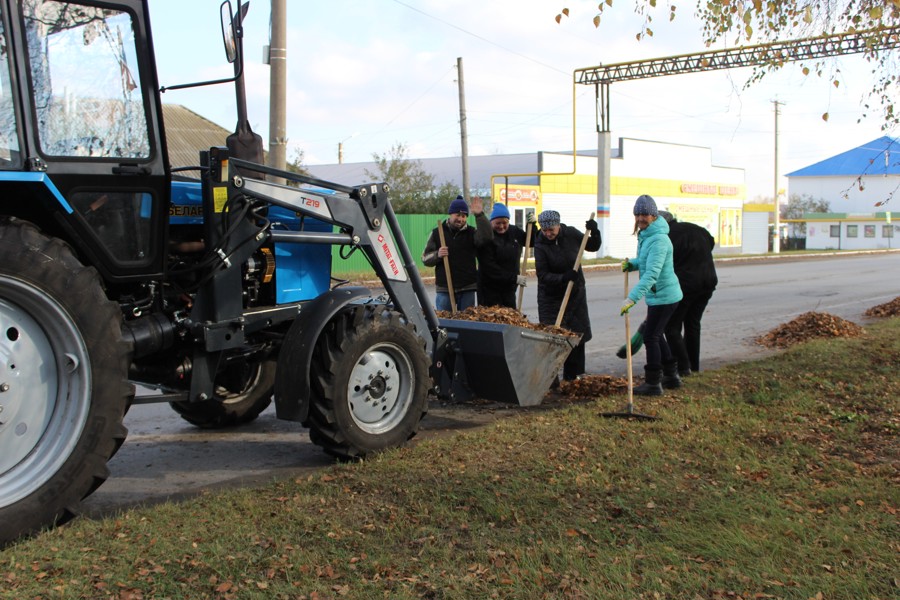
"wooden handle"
624,269,633,409
555,212,596,327
516,217,534,314
437,220,457,313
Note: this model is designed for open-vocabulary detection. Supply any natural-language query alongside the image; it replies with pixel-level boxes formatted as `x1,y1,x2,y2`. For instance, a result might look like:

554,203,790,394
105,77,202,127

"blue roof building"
786,136,899,250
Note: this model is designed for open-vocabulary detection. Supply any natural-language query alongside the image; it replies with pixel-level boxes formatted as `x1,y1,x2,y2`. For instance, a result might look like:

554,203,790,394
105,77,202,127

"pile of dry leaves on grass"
436,306,573,336
755,311,866,349
863,295,900,318
557,375,629,400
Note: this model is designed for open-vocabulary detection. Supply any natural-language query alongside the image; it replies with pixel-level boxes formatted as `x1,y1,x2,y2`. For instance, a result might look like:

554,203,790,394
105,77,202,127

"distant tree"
781,193,830,235
556,1,900,129
286,148,310,177
366,142,438,213
425,181,463,214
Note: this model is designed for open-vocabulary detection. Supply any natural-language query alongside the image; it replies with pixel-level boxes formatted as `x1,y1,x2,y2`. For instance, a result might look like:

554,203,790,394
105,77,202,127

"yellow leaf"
822,112,830,122
594,15,601,28
563,8,569,16
555,14,562,24
869,6,883,19
802,66,810,75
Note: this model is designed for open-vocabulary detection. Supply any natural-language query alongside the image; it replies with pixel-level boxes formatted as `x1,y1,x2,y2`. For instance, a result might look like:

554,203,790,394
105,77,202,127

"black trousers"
563,341,586,380
664,288,713,372
643,302,677,371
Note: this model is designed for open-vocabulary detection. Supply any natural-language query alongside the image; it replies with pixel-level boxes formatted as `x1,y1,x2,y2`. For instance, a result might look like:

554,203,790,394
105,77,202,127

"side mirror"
220,1,237,63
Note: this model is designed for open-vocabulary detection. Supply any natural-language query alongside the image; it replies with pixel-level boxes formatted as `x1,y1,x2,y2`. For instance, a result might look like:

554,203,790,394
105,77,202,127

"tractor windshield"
0,9,21,166
22,0,150,159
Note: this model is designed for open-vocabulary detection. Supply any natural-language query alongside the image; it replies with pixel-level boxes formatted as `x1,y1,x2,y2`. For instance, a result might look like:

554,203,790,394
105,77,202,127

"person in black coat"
534,210,602,381
474,202,536,308
422,196,478,311
658,210,717,375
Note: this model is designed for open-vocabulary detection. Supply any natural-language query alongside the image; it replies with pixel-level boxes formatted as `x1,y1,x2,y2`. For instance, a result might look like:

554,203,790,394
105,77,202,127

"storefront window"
864,225,875,238
846,225,858,238
829,225,840,237
884,225,895,238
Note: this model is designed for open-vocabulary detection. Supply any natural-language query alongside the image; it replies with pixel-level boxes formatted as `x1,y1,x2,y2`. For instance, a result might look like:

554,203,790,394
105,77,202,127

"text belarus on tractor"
0,0,577,545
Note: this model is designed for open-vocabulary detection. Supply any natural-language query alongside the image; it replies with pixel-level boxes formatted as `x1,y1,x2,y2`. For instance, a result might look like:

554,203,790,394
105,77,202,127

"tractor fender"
274,286,373,423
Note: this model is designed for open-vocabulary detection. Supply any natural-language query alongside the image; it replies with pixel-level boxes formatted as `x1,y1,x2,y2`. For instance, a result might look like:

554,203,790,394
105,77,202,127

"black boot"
662,360,682,389
634,367,663,396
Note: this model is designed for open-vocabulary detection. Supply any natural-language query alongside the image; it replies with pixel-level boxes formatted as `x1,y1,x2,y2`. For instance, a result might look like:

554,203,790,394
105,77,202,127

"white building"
307,137,746,258
786,136,899,250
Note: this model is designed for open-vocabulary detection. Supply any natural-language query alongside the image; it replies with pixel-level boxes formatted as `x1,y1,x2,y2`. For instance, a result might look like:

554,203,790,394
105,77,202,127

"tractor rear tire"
170,359,275,428
0,218,131,546
307,305,429,459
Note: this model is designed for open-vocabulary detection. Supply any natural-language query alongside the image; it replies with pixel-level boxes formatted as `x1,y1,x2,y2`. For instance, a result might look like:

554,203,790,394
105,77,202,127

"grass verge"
2,320,898,600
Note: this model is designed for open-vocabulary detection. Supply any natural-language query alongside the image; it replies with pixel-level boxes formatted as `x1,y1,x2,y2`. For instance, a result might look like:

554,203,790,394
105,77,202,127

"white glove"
516,275,526,287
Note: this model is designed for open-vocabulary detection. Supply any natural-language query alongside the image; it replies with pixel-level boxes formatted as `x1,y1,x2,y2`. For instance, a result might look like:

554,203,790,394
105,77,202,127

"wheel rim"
214,362,265,405
0,276,91,507
347,342,414,435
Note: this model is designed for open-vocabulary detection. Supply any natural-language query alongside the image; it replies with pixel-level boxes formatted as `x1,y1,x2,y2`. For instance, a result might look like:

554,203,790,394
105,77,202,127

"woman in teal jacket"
620,195,683,395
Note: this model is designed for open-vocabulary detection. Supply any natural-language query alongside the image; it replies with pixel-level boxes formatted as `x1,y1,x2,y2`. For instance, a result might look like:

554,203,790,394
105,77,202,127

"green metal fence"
331,213,461,276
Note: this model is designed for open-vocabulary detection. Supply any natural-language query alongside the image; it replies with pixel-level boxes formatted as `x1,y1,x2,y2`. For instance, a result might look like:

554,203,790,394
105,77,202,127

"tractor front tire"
307,306,429,459
0,218,131,545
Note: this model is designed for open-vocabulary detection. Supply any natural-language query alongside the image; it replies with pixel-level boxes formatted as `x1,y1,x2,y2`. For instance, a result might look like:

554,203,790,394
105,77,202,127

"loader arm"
228,158,440,355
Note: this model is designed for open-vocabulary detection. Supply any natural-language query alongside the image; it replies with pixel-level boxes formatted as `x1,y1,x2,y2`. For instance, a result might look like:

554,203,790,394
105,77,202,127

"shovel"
437,219,457,314
555,212,595,327
601,268,658,421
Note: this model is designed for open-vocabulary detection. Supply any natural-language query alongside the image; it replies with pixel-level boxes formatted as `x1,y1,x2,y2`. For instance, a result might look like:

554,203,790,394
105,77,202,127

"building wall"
789,175,899,213
805,219,899,250
603,138,745,258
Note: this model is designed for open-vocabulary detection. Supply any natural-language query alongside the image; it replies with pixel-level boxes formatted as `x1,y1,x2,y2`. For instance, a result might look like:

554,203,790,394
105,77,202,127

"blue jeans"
642,302,678,370
435,290,476,312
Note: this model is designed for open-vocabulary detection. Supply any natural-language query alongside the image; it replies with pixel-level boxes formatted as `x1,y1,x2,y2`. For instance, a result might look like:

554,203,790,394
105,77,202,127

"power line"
390,0,570,76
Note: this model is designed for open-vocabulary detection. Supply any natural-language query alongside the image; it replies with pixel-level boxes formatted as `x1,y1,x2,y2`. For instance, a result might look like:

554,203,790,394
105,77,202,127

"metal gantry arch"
575,26,900,131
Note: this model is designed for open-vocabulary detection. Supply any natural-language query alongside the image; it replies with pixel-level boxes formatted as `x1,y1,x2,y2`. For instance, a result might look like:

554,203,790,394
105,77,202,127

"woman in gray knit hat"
620,195,683,395
534,210,601,382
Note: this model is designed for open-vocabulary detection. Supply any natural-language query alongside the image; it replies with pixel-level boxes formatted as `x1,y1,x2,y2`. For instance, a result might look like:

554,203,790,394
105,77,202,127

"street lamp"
338,132,359,164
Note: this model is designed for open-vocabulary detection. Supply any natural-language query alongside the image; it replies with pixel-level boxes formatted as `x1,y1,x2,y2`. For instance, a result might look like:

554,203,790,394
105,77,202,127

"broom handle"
555,212,596,327
625,269,634,412
516,217,534,314
437,220,456,313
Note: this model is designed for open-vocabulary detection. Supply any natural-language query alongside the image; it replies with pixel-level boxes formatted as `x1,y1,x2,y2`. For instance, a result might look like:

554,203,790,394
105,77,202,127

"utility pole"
772,99,782,253
267,0,287,184
457,57,470,203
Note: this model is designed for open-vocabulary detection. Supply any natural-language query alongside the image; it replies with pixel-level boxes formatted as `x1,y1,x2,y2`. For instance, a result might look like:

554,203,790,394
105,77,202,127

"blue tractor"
0,0,577,544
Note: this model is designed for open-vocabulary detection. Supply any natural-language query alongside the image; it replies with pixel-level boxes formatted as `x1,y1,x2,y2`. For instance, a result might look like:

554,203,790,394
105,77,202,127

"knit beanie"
633,194,658,217
490,203,510,221
657,210,675,223
538,210,560,228
448,195,469,215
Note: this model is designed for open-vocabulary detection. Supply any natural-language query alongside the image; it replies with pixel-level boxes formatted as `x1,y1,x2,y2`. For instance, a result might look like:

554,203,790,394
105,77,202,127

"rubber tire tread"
306,305,429,460
0,218,131,545
170,360,275,428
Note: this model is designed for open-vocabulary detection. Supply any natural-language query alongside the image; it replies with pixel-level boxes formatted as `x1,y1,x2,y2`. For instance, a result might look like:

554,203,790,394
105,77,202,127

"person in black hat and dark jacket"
422,195,479,312
473,202,536,308
534,210,601,381
658,210,717,376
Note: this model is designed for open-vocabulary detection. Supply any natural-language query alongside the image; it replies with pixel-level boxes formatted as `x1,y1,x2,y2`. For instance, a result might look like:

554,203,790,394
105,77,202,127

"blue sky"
147,0,896,200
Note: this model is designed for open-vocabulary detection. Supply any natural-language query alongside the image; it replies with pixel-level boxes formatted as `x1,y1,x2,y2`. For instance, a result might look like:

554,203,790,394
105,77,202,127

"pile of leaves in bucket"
863,295,900,318
755,311,865,349
436,305,573,336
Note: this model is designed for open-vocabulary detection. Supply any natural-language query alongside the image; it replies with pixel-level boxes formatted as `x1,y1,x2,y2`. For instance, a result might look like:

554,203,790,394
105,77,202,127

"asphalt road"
82,251,900,518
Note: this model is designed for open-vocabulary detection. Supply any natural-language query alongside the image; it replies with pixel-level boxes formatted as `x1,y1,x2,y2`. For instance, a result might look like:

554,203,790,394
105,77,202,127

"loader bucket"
436,318,581,407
